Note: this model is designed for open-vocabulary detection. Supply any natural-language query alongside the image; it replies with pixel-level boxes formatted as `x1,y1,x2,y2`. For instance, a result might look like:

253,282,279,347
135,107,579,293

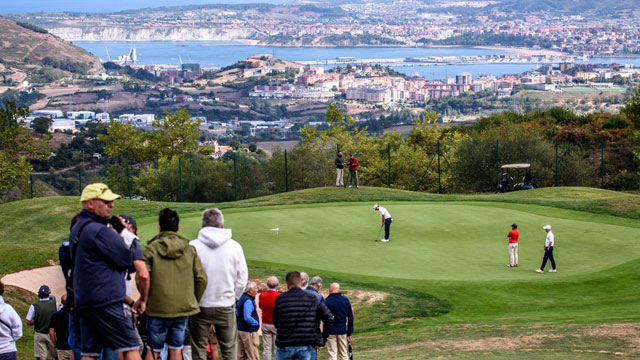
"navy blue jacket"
68,209,132,309
274,287,334,348
324,292,354,336
58,242,72,285
236,292,259,332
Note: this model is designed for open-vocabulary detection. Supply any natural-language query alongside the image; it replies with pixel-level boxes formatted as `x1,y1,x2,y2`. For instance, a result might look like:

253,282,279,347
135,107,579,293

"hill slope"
0,16,102,75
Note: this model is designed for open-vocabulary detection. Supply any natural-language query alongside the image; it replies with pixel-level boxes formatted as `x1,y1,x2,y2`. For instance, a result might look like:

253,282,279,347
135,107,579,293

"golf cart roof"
501,163,531,169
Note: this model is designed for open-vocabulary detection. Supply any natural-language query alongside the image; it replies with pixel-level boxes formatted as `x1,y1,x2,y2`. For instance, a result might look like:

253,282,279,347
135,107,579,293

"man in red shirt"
507,223,519,267
346,154,359,189
258,276,280,360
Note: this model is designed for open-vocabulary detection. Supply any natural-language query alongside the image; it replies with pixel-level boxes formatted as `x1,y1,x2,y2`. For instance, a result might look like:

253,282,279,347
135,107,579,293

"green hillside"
0,16,103,76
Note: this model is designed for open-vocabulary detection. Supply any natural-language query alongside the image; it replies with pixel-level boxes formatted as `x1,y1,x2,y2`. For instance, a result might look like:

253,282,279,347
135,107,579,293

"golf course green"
137,202,640,281
2,187,640,358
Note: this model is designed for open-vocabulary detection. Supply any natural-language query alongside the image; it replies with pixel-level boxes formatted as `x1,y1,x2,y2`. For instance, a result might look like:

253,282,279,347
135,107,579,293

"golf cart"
496,163,538,193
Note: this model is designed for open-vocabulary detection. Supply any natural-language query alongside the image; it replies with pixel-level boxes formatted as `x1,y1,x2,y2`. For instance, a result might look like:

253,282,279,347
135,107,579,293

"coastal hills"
0,16,103,78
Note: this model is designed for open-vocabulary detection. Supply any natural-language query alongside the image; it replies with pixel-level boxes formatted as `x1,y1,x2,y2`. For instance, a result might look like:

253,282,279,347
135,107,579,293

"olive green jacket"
144,231,208,317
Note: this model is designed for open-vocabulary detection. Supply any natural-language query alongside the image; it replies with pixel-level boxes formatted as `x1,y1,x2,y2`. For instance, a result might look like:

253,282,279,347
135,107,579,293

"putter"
348,340,354,360
375,224,383,241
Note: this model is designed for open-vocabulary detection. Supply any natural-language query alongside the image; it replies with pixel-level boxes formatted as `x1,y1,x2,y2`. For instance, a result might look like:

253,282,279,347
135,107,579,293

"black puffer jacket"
273,287,335,348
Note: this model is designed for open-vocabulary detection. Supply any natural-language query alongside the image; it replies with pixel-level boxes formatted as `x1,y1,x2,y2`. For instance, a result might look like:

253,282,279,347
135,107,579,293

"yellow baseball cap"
80,183,121,202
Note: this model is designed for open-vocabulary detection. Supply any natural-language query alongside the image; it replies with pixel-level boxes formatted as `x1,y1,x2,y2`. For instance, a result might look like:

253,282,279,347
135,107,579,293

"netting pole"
284,149,289,192
179,157,183,202
30,174,33,199
601,137,605,188
387,143,391,188
126,164,132,199
233,151,238,201
555,139,559,187
78,167,82,195
437,140,441,194
496,140,500,189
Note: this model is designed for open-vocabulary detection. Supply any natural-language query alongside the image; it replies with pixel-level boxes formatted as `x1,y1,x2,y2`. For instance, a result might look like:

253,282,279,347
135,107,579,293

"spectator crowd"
0,183,355,360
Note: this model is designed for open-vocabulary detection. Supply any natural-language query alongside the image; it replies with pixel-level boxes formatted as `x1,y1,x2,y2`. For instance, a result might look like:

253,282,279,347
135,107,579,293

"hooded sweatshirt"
190,227,248,308
144,231,208,317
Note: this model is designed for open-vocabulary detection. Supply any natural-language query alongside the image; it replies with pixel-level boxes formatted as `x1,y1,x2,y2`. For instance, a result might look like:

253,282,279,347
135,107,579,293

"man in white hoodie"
189,208,248,360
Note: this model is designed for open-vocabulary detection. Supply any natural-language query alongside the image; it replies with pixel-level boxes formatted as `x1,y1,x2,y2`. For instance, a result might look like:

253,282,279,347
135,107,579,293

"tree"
32,117,52,136
622,86,640,129
0,101,51,202
100,108,204,162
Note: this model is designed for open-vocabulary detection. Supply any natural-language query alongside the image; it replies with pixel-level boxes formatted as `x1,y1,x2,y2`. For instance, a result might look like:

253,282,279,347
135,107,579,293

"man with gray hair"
300,272,309,290
236,281,259,360
189,208,248,360
258,276,279,360
306,276,324,304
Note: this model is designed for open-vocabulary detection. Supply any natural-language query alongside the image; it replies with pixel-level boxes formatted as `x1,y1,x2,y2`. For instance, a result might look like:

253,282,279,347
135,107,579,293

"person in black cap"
26,285,59,360
334,151,345,187
507,224,519,268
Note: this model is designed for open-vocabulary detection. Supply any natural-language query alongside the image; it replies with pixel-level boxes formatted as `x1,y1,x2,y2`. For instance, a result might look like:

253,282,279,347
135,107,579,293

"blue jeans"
147,316,189,352
101,347,119,360
276,345,315,360
384,217,392,240
68,313,82,360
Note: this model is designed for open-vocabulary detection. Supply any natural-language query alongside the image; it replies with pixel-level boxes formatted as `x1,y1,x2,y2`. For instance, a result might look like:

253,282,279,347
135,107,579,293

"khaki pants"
34,332,56,359
237,331,259,360
189,306,237,360
326,334,348,360
336,168,344,186
509,243,519,266
261,323,277,360
55,350,73,360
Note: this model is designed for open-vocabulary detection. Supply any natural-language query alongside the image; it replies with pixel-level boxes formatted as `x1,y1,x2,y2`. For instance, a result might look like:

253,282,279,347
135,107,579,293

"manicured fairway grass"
138,202,640,281
3,187,640,358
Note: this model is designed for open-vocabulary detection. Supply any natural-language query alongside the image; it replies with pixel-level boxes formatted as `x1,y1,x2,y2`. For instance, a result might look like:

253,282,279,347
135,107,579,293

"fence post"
233,151,238,201
178,157,183,202
30,174,33,199
126,164,132,199
496,140,500,189
555,139,559,187
78,167,82,195
601,136,605,188
284,149,289,192
387,143,391,188
437,140,441,194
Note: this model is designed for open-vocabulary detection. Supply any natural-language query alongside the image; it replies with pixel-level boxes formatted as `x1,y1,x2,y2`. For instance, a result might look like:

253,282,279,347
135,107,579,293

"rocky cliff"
48,26,263,42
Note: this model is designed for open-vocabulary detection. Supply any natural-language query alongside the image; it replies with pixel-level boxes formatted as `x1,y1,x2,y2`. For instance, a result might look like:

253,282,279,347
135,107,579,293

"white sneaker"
381,239,389,242
549,269,557,273
535,269,544,273
349,185,352,188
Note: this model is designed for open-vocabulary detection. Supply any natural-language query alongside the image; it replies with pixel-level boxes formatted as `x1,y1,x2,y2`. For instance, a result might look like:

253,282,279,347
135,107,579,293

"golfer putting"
373,204,392,242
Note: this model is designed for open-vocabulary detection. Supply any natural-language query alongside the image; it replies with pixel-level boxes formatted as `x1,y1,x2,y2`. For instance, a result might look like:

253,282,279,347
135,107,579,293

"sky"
0,0,287,14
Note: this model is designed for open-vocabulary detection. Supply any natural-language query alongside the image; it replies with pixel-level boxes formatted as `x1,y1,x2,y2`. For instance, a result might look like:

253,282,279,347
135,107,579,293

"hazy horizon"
0,0,287,15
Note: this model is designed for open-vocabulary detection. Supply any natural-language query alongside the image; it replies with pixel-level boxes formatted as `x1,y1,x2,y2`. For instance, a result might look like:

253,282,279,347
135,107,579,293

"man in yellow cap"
68,183,144,360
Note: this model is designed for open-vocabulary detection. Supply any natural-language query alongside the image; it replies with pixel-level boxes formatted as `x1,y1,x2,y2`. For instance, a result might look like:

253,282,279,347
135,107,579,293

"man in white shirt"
373,205,393,243
536,225,557,273
189,208,248,360
0,281,23,360
25,285,60,360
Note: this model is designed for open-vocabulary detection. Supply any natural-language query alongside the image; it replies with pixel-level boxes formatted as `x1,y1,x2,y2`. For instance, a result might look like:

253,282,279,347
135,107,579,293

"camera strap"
67,220,93,311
